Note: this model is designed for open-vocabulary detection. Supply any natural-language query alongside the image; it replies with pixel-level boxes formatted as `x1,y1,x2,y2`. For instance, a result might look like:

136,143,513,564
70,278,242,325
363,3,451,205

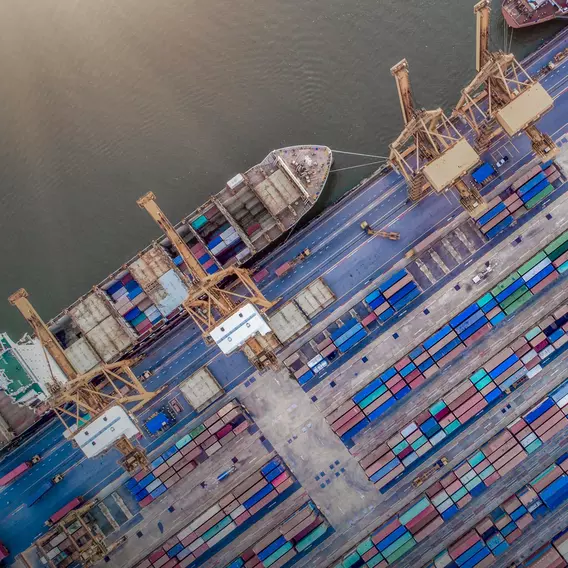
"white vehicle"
495,156,509,169
472,265,493,284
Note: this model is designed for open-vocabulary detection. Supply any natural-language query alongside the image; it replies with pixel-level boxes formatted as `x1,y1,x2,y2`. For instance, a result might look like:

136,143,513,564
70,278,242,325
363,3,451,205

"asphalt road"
1,30,568,563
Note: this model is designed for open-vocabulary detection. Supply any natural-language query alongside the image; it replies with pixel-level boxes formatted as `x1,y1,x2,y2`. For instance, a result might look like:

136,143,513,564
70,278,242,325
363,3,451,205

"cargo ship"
502,0,568,28
47,145,333,373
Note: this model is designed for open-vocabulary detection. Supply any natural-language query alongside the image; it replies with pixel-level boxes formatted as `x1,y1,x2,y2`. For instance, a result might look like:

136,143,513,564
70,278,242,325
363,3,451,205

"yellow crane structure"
389,59,486,214
137,192,280,372
454,0,557,159
8,289,154,471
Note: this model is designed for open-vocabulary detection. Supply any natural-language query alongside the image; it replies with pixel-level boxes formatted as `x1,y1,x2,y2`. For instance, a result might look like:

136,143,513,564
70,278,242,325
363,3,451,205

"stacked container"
337,453,568,568
105,273,162,335
326,229,568,445
134,458,296,568
288,271,419,384
223,501,330,568
37,520,89,568
125,402,250,507
427,456,568,568
355,302,568,490
509,526,568,567
364,270,421,322
474,196,514,238
190,204,246,267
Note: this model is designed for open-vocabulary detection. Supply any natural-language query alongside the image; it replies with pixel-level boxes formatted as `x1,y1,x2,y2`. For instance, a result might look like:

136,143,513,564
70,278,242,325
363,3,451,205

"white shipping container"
223,233,240,246
146,269,189,317
69,291,114,335
527,365,543,379
115,294,131,309
111,287,127,302
180,367,223,411
236,248,251,262
295,278,335,319
557,394,568,409
65,338,100,374
211,242,228,256
129,246,173,288
131,293,148,307
86,317,135,363
269,302,309,344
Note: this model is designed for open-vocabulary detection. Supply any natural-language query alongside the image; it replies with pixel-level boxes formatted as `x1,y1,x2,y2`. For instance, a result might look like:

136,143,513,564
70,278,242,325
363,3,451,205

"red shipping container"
121,273,134,285
235,511,252,526
362,313,378,326
371,519,402,545
394,356,411,371
449,531,480,559
202,258,216,270
139,495,154,507
409,374,426,390
335,413,365,437
215,424,234,440
247,223,262,236
531,271,559,295
136,320,153,334
149,549,166,563
272,472,290,487
332,406,362,431
253,268,269,283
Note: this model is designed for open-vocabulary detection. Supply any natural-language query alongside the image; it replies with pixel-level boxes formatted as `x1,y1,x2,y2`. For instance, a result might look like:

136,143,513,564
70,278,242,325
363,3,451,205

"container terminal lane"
4,6,568,568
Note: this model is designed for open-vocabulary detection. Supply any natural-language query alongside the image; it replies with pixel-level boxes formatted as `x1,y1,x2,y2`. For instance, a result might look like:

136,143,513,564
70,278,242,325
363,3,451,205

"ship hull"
502,0,568,28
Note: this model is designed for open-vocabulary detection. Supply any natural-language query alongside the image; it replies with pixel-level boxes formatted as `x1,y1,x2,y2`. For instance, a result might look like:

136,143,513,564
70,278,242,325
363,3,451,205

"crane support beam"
475,0,491,72
9,288,77,382
391,59,415,126
137,192,208,282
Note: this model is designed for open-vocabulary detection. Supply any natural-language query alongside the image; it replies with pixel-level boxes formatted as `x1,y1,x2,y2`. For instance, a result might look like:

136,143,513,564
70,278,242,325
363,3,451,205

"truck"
46,496,83,526
0,455,41,487
412,457,448,487
275,248,311,277
25,474,64,507
360,221,400,240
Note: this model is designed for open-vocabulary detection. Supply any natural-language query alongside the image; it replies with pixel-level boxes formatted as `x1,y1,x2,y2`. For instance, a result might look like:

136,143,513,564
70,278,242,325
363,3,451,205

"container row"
124,401,250,507
135,457,296,568
285,270,419,385
223,500,331,568
425,453,568,568
327,228,568,445
357,302,568,490
332,370,568,568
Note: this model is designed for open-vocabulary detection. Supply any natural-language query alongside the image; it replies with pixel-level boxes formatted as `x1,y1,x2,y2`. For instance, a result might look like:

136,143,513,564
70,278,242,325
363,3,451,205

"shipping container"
269,302,310,344
179,367,224,412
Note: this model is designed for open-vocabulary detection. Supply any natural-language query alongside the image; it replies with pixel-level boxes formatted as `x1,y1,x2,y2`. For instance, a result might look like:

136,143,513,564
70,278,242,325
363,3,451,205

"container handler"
360,221,400,240
275,248,312,277
412,457,448,487
0,454,41,487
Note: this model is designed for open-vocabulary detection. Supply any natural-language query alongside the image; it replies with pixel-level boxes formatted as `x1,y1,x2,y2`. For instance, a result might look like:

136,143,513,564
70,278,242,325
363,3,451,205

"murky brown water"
0,0,564,334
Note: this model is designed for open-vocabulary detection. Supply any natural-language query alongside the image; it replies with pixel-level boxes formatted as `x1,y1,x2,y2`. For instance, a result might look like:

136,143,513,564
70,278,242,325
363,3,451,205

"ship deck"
503,0,568,28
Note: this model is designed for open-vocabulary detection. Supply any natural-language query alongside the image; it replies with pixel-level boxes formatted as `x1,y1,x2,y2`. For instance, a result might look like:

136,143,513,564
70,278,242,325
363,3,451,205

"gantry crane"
9,289,154,471
389,59,486,214
454,0,557,159
137,192,280,372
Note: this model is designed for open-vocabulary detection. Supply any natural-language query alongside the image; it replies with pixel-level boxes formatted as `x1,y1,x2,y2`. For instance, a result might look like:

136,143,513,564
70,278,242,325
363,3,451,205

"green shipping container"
384,534,416,562
548,240,568,262
189,423,206,439
359,385,388,409
491,272,520,296
500,285,529,310
544,229,568,256
263,542,294,567
517,251,548,276
504,291,533,316
296,523,329,552
526,184,555,209
477,293,494,308
399,497,430,525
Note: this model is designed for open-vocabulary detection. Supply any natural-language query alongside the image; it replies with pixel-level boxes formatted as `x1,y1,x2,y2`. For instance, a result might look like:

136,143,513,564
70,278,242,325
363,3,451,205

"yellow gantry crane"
9,289,154,471
388,59,486,214
454,0,557,159
137,192,280,371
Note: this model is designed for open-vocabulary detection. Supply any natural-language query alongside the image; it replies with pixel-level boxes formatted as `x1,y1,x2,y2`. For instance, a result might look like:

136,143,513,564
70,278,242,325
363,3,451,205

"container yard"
1,4,568,568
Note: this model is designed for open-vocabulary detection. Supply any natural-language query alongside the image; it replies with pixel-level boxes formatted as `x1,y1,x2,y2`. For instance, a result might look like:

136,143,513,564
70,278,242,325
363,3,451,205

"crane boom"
9,288,77,382
391,59,415,125
475,0,491,72
137,192,208,282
